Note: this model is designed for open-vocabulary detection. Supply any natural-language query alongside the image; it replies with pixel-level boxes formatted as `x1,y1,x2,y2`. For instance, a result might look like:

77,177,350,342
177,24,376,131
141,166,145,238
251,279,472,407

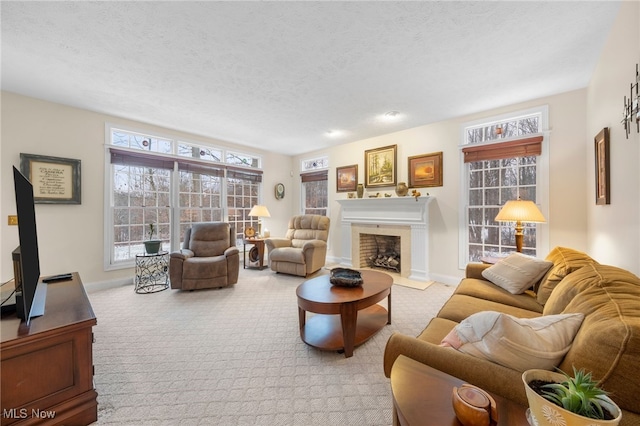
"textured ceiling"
1,1,620,156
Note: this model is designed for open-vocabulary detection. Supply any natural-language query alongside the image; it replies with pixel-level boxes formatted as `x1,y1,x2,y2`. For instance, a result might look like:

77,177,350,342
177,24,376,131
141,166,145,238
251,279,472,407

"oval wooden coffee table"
296,269,392,358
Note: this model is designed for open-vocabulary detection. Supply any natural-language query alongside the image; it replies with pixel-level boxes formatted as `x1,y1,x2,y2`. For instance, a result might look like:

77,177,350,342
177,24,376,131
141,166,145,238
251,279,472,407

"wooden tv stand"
1,273,97,425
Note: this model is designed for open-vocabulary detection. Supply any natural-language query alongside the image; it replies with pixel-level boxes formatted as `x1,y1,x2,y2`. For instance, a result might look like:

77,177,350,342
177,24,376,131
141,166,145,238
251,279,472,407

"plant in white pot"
143,222,162,254
522,368,622,426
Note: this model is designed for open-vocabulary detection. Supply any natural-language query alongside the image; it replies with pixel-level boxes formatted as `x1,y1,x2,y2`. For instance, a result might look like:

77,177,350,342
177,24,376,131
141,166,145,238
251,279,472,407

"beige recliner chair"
169,222,239,290
265,215,330,277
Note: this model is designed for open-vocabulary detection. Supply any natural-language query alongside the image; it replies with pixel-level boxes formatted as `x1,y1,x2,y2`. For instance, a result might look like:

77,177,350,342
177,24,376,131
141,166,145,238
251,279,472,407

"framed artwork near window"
336,164,358,192
20,153,81,204
594,127,610,205
365,144,397,188
408,151,443,188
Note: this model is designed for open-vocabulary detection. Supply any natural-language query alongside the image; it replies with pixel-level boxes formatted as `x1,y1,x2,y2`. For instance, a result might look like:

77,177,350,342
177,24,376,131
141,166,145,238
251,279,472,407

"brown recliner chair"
169,222,239,290
265,215,330,277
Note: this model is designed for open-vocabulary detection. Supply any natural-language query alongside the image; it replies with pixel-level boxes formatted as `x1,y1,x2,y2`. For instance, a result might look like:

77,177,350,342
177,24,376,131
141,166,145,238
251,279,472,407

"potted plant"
143,222,162,254
522,368,622,426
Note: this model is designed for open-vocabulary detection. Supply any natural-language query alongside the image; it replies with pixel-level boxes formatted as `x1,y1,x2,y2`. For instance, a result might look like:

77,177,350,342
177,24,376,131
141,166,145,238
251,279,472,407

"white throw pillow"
481,253,553,294
442,311,584,372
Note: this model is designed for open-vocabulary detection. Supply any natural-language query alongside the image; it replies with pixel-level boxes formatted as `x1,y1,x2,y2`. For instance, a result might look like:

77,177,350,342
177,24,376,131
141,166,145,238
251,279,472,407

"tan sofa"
169,222,239,290
383,247,640,425
265,215,330,277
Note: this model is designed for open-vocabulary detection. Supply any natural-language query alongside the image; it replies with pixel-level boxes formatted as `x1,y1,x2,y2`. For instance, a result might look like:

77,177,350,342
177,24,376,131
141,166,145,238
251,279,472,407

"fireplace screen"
360,234,401,273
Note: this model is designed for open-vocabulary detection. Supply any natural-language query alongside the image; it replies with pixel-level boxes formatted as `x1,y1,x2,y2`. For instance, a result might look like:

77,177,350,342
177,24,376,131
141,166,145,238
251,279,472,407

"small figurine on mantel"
411,189,421,201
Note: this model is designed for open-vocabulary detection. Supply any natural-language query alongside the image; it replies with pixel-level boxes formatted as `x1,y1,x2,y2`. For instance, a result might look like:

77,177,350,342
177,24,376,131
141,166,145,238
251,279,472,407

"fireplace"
337,197,433,282
360,234,401,273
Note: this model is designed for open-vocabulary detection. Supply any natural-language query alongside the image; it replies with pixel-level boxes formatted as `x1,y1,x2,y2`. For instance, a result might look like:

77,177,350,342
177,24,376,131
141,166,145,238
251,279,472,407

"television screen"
13,166,41,323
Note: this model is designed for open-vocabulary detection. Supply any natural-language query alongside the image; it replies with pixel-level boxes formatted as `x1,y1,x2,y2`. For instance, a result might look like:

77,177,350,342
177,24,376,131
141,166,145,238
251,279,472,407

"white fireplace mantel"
337,196,433,282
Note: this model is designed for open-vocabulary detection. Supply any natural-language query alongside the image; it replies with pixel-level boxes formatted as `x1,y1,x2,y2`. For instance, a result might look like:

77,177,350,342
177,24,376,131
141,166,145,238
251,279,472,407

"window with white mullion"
177,169,223,243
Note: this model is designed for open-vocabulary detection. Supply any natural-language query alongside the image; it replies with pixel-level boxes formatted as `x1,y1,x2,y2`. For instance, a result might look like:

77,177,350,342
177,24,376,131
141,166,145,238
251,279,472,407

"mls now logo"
3,408,56,419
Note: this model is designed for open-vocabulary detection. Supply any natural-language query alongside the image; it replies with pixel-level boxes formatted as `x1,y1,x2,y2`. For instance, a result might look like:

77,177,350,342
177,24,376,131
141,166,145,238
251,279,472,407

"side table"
243,238,266,270
135,251,169,293
391,355,529,426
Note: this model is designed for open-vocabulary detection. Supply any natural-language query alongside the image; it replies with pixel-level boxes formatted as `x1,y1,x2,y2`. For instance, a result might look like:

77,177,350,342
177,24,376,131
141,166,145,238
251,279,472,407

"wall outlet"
8,215,18,226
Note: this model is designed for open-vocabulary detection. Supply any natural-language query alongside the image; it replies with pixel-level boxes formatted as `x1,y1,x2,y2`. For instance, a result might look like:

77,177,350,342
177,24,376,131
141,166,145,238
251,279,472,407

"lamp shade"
495,198,546,223
249,205,271,218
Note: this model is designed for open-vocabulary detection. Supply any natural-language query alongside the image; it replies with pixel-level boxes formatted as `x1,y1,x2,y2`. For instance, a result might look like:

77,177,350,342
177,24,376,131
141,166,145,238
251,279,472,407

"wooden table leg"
387,289,392,325
340,302,358,358
298,306,306,332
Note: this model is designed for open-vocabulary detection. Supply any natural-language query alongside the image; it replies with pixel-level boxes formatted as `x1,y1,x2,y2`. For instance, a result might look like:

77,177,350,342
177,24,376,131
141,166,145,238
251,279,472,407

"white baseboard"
85,277,134,293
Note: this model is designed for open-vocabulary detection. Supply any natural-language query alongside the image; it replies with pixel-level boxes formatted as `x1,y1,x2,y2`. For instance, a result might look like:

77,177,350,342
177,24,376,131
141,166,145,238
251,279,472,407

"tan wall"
586,0,640,274
295,89,590,283
1,92,293,285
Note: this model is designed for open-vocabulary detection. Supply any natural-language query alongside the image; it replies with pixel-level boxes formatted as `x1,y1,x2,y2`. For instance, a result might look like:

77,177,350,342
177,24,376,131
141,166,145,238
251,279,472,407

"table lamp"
494,197,546,252
249,205,271,237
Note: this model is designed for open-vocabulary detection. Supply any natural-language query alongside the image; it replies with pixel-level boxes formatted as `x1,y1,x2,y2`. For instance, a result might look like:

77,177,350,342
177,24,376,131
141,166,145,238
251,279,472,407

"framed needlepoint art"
20,153,81,204
408,151,443,188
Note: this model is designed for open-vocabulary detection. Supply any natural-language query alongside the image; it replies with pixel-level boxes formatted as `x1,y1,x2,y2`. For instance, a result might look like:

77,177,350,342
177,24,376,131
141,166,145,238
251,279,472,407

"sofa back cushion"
284,215,330,248
553,263,640,414
535,246,596,305
189,222,231,257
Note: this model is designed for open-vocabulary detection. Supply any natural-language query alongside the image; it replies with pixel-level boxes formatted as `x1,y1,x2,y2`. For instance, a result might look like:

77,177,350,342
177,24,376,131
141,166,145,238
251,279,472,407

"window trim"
457,106,550,269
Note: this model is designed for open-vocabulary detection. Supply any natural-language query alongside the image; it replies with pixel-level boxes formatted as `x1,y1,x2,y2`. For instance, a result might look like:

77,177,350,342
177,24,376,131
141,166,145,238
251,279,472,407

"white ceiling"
1,1,620,156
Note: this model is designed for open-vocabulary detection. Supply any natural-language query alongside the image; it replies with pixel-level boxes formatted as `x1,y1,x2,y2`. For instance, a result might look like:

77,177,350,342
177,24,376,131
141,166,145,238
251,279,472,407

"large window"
106,126,262,269
459,108,548,266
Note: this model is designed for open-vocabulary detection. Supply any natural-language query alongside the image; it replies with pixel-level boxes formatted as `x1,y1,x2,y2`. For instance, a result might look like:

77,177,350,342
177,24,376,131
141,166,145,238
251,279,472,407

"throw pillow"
481,253,553,294
440,311,584,372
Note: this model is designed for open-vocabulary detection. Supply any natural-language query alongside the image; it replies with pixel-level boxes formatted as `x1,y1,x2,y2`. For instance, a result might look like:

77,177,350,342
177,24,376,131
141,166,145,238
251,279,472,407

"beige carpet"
88,268,453,425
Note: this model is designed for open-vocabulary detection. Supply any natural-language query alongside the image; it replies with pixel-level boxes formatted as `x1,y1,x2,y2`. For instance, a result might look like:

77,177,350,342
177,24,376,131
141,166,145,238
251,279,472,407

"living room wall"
0,92,294,285
294,89,589,284
585,0,640,274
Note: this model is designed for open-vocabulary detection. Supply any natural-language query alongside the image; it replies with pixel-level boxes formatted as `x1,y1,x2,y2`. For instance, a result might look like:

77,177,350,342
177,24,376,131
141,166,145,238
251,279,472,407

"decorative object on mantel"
365,144,397,188
621,63,639,139
408,151,443,188
595,127,611,205
356,183,364,198
411,189,421,201
329,268,363,287
395,182,408,196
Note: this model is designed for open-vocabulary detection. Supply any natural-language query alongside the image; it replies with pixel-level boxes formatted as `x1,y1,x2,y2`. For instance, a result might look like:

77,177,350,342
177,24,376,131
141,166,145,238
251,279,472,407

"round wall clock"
244,226,256,238
275,183,285,200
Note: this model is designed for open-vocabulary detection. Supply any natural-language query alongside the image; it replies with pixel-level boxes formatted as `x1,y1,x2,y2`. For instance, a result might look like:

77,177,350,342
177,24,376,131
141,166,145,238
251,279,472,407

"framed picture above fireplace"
336,164,358,192
408,151,443,188
365,144,397,188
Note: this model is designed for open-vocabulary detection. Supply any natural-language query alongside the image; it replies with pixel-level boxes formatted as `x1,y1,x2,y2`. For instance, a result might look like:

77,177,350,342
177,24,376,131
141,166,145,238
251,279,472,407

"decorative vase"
395,182,409,197
522,369,622,426
144,240,162,254
356,184,364,198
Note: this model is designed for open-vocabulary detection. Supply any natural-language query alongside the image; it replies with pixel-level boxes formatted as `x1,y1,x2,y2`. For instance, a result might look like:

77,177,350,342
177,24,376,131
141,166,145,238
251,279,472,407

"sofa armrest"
224,246,239,257
383,332,528,406
265,238,291,251
465,262,491,279
170,249,195,260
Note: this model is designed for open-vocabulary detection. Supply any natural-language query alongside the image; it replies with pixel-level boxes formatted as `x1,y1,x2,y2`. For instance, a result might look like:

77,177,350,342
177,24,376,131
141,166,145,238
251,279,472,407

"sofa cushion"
441,311,584,372
481,253,553,294
535,246,595,305
551,263,640,414
455,278,543,313
437,294,541,323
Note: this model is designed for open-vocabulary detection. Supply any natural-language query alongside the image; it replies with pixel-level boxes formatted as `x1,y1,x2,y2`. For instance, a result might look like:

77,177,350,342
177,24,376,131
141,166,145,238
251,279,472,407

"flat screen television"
12,166,43,325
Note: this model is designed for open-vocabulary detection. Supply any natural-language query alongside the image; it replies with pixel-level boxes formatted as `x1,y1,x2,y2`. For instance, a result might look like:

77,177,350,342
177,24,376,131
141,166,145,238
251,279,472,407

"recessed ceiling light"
381,111,402,122
326,130,344,138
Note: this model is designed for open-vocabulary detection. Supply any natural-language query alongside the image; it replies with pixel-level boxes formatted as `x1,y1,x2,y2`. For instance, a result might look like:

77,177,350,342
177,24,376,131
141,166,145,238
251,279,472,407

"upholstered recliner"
169,222,240,290
265,215,330,277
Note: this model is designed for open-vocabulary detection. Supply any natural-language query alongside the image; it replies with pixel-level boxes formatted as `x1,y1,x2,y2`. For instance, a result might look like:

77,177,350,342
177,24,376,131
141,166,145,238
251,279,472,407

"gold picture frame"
365,144,397,188
594,128,610,205
336,164,358,192
20,153,81,204
408,152,443,188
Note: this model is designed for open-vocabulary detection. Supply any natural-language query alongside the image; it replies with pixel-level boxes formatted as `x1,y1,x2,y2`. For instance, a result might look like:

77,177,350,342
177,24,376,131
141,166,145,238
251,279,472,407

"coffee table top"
296,269,392,304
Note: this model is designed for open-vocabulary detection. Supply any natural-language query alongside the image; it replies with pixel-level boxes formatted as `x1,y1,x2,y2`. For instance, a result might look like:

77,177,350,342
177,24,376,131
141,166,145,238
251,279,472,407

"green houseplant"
143,222,162,254
522,368,622,426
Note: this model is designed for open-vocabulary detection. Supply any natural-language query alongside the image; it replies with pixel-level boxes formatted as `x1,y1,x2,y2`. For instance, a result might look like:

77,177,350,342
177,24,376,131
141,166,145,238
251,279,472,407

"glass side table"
135,251,169,293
